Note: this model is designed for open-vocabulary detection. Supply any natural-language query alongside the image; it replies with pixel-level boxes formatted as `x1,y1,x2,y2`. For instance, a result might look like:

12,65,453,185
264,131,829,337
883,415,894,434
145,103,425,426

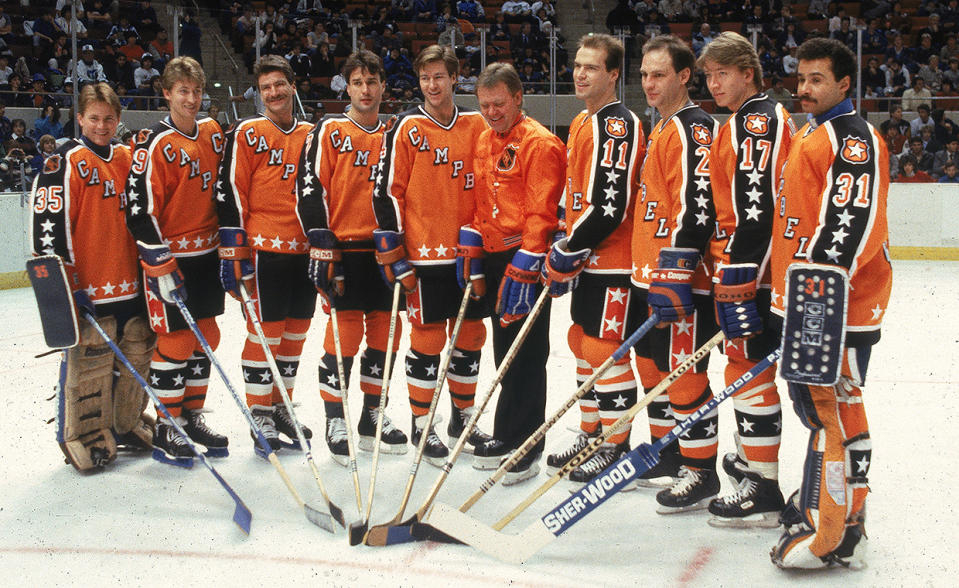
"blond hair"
160,56,206,91
78,82,121,116
697,32,762,92
413,44,459,77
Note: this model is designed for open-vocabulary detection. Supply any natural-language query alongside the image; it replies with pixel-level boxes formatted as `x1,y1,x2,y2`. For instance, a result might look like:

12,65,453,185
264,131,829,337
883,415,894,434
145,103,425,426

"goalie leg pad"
113,315,156,434
58,316,119,471
779,264,849,386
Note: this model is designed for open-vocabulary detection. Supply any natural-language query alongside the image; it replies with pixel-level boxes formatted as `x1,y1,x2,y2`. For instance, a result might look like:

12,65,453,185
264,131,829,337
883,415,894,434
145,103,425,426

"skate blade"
635,475,677,489
358,436,409,454
329,453,349,467
502,463,540,486
472,455,506,470
280,438,307,451
707,512,782,529
448,435,474,454
423,454,448,468
152,448,194,468
655,498,714,515
204,447,229,458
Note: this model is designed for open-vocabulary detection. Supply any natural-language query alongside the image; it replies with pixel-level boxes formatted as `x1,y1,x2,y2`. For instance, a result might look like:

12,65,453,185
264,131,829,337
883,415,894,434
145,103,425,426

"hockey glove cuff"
542,237,590,298
137,242,186,305
455,225,486,298
217,227,254,299
307,228,344,298
714,263,762,340
648,247,699,323
497,249,543,326
373,229,418,292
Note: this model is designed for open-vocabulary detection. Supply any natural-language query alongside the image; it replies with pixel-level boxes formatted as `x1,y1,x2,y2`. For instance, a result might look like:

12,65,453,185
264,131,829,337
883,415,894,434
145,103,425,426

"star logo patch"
840,136,870,164
691,123,712,145
605,116,628,138
744,113,770,136
42,154,62,174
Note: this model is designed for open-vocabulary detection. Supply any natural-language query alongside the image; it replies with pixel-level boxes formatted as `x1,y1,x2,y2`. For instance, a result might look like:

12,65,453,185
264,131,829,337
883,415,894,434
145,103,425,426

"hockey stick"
348,282,402,545
367,288,550,547
239,283,346,530
428,346,779,563
455,311,662,513
329,305,364,516
363,282,473,546
81,312,252,535
170,292,340,531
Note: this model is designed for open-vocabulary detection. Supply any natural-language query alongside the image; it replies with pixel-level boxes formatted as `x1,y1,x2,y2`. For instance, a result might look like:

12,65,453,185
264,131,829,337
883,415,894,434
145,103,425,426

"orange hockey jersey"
564,101,644,273
31,139,139,305
709,93,795,284
473,114,565,253
216,115,312,253
771,104,892,347
633,103,718,293
125,117,225,256
372,105,486,266
297,114,384,244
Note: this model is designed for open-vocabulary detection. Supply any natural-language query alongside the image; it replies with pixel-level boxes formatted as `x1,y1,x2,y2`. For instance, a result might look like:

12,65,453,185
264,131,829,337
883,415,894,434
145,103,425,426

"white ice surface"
0,260,956,586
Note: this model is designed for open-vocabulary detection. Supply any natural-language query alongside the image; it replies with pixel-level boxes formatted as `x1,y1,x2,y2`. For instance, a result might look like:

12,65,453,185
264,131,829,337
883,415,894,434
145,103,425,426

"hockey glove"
541,237,590,298
137,242,186,305
648,247,700,323
714,263,762,340
373,229,418,292
496,250,543,326
307,228,344,299
455,225,486,298
218,227,255,300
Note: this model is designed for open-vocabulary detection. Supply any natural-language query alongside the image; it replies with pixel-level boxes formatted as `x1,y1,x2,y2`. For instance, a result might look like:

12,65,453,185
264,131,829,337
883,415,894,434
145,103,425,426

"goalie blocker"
27,256,155,472
427,263,848,563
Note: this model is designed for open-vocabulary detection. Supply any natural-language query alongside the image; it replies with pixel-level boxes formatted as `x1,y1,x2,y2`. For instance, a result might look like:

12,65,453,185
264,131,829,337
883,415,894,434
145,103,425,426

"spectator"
206,103,224,133
55,6,88,39
501,0,533,24
59,79,74,109
29,133,56,175
384,47,415,89
85,0,113,36
831,18,857,50
0,55,11,86
150,27,174,65
457,64,477,93
921,123,943,154
932,108,958,143
457,0,486,22
5,119,38,157
902,136,935,172
943,57,959,87
915,33,938,68
862,56,887,97
6,74,31,107
911,104,936,137
886,34,914,71
106,52,135,90
806,0,830,18
781,45,798,75
286,41,312,78
896,155,935,182
435,4,456,32
918,55,944,91
115,82,135,109
390,0,414,21
118,32,145,64
32,11,63,55
863,18,888,54
0,104,12,143
884,58,910,96
134,54,160,92
74,44,108,84
413,0,438,22
933,135,959,176
490,12,510,41
941,34,959,64
107,15,138,47
903,76,934,111
439,20,465,48
692,22,716,56
306,21,328,50
311,41,335,78
32,103,62,140
885,124,907,155
766,76,794,110
134,0,158,36
920,12,947,46
179,11,203,65
937,80,959,109
940,161,959,181
0,5,11,43
884,104,913,138
28,74,51,109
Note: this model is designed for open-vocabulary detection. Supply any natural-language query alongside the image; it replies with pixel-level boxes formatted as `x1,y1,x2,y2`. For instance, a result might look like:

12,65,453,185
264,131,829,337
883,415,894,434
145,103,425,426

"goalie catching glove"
218,227,254,299
648,247,699,323
307,228,344,299
373,229,418,292
497,250,543,326
714,263,761,340
455,226,486,298
137,242,186,305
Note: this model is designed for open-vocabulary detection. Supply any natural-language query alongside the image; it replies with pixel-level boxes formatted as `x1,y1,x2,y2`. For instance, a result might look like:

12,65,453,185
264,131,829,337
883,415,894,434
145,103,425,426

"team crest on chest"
691,124,711,145
744,113,770,136
840,136,870,164
497,144,518,171
135,128,153,145
43,154,62,174
605,116,627,138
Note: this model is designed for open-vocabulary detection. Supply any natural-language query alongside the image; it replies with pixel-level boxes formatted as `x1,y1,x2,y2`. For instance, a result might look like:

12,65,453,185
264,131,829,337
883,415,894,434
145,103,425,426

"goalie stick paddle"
240,284,346,531
26,256,80,349
363,283,475,547
366,288,550,547
171,292,340,532
348,283,403,546
81,312,253,535
430,347,781,564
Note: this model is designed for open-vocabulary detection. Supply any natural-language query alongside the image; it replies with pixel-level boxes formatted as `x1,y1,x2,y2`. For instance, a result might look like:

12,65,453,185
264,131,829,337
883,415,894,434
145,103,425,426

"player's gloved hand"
648,247,699,323
714,263,762,340
72,289,96,318
373,229,418,292
218,227,255,300
455,225,486,299
541,237,590,298
307,228,344,299
497,249,543,326
137,241,186,305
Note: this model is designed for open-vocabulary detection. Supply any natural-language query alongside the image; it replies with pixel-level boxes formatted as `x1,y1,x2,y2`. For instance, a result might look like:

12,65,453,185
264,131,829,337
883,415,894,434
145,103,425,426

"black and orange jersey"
709,93,796,284
473,115,565,253
564,101,644,273
372,105,486,266
216,115,312,253
633,103,718,293
125,117,225,257
771,103,892,346
30,138,139,305
296,114,383,244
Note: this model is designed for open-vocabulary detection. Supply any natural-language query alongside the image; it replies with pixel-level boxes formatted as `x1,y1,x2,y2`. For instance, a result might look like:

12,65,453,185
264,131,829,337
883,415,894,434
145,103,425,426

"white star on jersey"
871,304,884,320
418,244,431,257
836,208,855,227
271,236,284,249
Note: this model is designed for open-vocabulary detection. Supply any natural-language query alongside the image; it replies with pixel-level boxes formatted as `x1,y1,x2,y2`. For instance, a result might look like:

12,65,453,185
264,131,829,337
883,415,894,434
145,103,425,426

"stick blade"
348,521,368,545
410,521,464,544
305,502,337,533
233,502,253,535
364,515,417,546
428,503,553,564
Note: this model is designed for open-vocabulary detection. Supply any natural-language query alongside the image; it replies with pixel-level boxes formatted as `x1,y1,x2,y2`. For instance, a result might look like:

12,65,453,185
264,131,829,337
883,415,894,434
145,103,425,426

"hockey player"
125,57,229,462
632,35,721,512
372,45,491,466
540,34,646,487
297,50,409,465
30,82,154,471
462,62,564,483
216,55,315,452
699,32,795,527
769,37,890,570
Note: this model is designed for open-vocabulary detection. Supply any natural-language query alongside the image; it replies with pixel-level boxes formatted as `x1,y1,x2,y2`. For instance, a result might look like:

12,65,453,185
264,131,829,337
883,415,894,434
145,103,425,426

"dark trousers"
486,249,551,455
